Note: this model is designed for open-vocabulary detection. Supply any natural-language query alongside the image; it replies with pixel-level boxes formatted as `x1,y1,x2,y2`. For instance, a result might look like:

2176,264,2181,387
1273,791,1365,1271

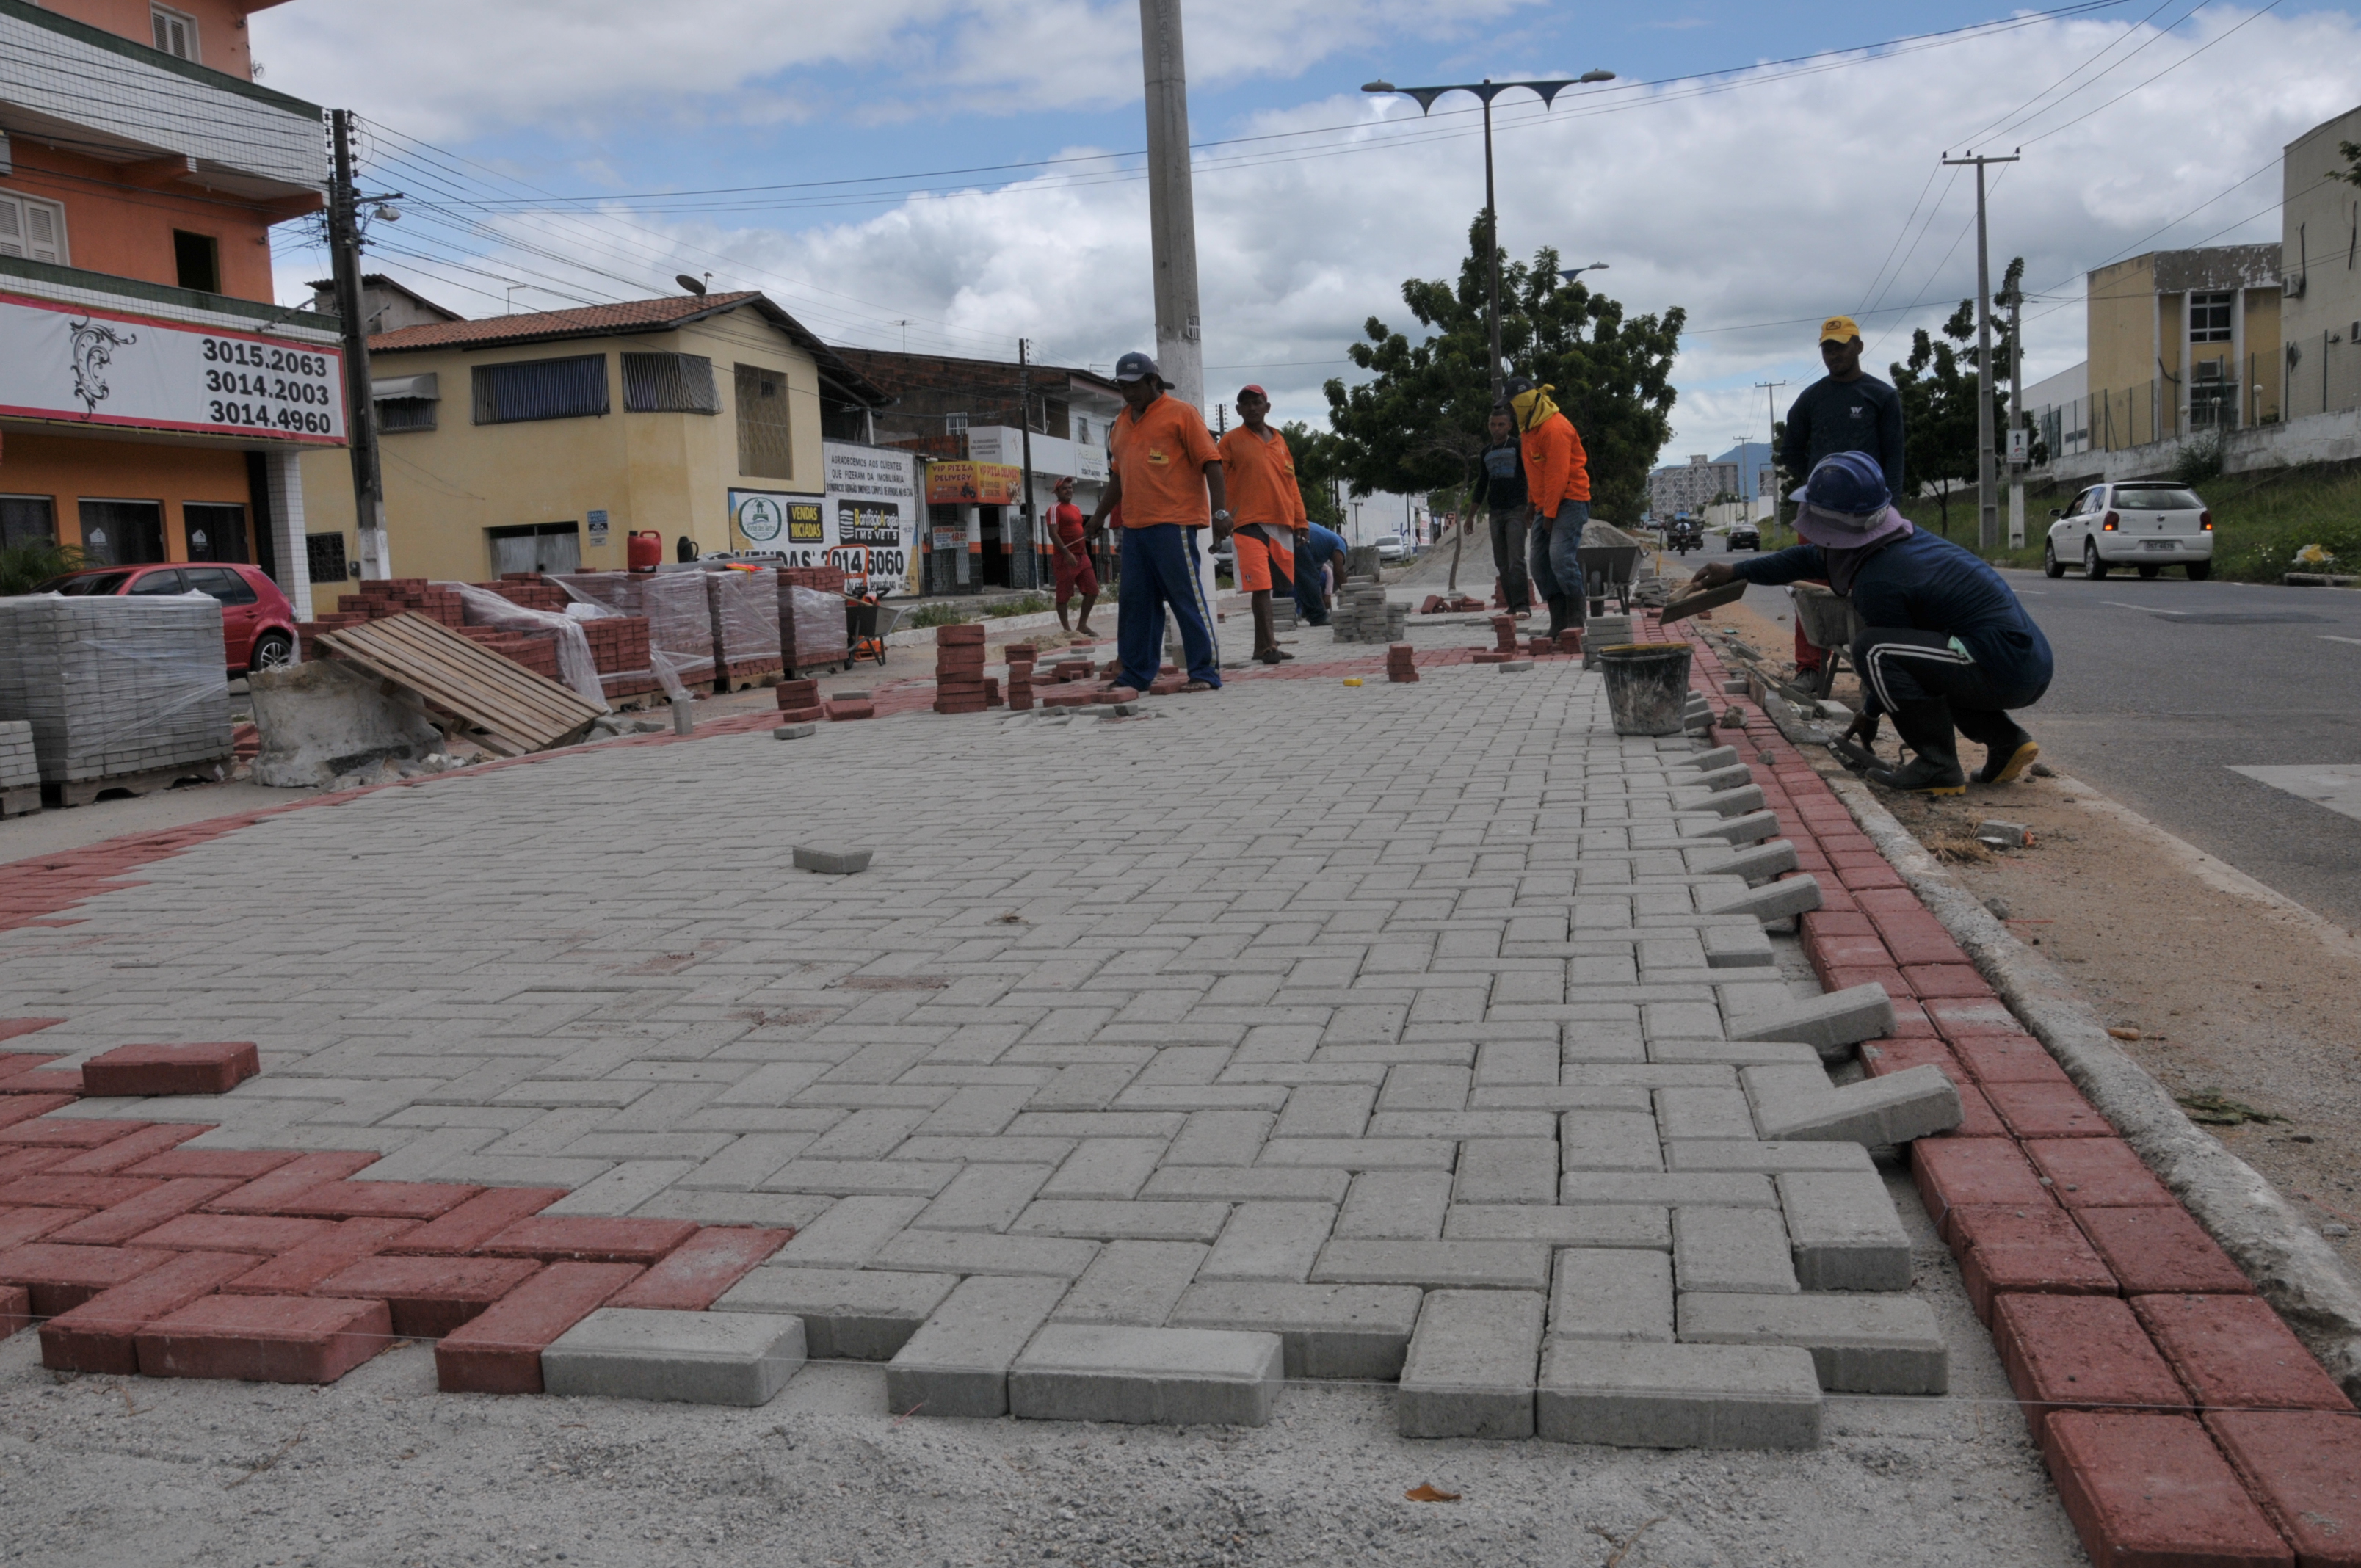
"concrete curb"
1822,770,2361,1403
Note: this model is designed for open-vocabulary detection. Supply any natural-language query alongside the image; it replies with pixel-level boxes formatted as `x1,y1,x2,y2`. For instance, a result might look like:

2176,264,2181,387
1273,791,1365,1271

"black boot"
1958,711,2039,784
1866,701,1968,796
1545,595,1570,639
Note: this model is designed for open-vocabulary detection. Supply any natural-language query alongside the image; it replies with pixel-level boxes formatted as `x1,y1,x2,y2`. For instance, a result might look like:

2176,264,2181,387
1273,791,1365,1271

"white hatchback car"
1375,537,1410,563
2044,482,2214,580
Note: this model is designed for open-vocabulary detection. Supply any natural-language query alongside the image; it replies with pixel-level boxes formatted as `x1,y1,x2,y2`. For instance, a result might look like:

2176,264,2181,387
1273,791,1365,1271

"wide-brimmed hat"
1790,451,1909,548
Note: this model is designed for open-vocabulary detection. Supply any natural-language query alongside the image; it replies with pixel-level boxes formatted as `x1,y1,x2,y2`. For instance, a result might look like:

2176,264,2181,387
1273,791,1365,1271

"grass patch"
907,601,974,628
982,592,1051,618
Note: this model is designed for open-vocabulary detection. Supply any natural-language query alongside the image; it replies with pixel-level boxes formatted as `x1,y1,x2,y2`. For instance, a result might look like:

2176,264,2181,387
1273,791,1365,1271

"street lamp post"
1363,73,1614,399
1559,264,1610,285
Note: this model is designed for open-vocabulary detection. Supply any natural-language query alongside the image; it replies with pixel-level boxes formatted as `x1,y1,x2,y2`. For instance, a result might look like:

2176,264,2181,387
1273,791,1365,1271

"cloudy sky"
256,0,2361,473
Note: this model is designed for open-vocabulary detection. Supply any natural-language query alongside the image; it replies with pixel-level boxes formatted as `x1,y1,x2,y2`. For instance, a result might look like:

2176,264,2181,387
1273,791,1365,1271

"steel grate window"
734,363,795,479
473,355,609,425
622,352,719,413
306,531,349,584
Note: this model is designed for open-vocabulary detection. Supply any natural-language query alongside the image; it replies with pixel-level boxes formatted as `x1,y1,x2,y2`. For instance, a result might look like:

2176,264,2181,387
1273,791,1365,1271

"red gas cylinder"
627,530,662,572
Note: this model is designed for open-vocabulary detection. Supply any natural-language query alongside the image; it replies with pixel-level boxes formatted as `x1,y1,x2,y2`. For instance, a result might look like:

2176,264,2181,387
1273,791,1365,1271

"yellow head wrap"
1510,382,1559,432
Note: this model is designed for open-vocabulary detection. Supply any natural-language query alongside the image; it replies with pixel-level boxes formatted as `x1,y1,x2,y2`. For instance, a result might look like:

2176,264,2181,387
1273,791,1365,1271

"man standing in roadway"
1087,352,1229,694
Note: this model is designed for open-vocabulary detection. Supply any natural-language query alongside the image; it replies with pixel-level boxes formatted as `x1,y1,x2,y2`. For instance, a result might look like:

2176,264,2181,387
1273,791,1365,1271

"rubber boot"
1960,712,2039,784
1866,701,1968,796
1544,595,1570,640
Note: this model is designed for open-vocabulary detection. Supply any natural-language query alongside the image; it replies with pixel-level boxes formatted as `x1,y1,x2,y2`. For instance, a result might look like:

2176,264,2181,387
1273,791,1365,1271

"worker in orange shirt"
1508,375,1592,640
1216,384,1308,664
1048,475,1099,636
1087,351,1228,693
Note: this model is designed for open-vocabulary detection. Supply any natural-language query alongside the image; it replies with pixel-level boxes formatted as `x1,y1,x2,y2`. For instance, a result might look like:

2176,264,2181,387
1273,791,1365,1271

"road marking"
2230,764,2361,826
2321,636,2361,648
2102,601,2190,615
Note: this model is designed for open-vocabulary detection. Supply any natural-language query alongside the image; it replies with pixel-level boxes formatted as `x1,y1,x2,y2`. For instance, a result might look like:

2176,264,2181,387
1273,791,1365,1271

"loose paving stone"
885,1273,1070,1419
1545,1248,1673,1341
1009,1324,1283,1426
1744,1064,1963,1145
543,1307,805,1406
1396,1288,1546,1439
137,1294,393,1385
1534,1341,1822,1450
1675,1293,1948,1394
1775,1172,1913,1291
711,1266,956,1359
1672,1207,1799,1293
80,1042,260,1098
1167,1282,1421,1379
39,1249,256,1374
435,1262,643,1395
1726,983,1896,1059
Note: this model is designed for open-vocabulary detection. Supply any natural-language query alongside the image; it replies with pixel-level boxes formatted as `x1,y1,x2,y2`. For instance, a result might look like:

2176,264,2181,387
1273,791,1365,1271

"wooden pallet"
317,612,604,757
46,758,226,810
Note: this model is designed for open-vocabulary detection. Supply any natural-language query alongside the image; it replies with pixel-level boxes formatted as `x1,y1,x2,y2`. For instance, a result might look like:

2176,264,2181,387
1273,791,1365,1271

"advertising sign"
924,460,1022,506
0,291,344,444
728,443,923,595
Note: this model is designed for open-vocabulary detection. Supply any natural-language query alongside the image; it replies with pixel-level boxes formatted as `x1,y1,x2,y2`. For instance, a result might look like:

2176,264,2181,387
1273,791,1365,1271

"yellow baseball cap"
1820,315,1863,344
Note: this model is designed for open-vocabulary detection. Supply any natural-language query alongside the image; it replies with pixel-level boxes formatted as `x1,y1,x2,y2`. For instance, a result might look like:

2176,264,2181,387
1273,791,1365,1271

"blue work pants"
1117,523,1221,691
1526,501,1592,609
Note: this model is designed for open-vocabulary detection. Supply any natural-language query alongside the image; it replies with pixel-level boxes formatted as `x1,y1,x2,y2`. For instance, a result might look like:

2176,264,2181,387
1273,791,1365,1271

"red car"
37,562,299,674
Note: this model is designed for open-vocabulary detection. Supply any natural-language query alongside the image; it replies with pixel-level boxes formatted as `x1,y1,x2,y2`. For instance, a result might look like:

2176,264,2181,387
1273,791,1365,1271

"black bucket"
1597,642,1694,736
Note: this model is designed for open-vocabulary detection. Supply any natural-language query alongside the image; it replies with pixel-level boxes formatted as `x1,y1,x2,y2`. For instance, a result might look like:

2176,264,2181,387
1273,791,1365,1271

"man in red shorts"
1216,384,1308,664
1048,475,1099,635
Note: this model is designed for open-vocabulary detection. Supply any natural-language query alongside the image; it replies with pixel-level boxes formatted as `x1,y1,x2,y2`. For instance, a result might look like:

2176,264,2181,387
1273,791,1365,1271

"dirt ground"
1715,598,2361,1276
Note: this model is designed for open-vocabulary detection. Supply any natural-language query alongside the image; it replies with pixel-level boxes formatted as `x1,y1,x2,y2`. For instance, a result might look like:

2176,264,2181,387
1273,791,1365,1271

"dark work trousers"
1850,625,2045,747
1294,551,1332,624
1117,523,1221,692
1490,504,1532,611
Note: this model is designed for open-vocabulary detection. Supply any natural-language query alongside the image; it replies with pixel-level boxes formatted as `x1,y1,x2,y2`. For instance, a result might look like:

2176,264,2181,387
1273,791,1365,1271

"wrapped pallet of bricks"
554,571,717,692
933,623,987,714
779,581,849,676
0,595,231,788
0,718,37,816
707,567,783,689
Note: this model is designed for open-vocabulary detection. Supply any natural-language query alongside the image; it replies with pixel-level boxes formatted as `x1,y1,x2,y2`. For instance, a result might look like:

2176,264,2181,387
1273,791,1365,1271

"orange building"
0,0,345,614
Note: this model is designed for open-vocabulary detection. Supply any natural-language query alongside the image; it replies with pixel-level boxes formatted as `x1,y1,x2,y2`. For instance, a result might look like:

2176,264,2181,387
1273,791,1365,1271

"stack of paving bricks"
1328,584,1405,644
932,624,990,714
1385,642,1419,684
0,595,233,787
1006,645,1037,711
775,678,824,725
0,720,37,816
289,576,625,694
1471,612,1520,664
473,574,570,612
554,572,719,692
779,565,846,595
778,581,849,677
824,687,876,722
706,567,785,690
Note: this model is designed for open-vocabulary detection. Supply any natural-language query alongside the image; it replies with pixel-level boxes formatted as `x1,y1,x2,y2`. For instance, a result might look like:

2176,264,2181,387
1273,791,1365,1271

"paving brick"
222,1218,421,1296
1951,1205,2119,1323
770,1196,927,1268
1199,1202,1334,1282
2205,1409,2361,1567
275,1180,487,1222
48,1178,240,1246
1039,1140,1165,1199
0,1147,68,1180
2075,1206,2255,1296
1993,1293,2191,1437
2042,1412,2293,1568
81,1042,260,1098
1442,1205,1672,1249
1335,1169,1451,1239
1984,1081,2110,1139
1726,983,1894,1059
1948,1031,2073,1084
434,1262,642,1394
130,1213,335,1255
1535,1341,1821,1450
1647,1040,1821,1067
1396,1288,1545,1439
915,1164,1054,1231
1743,1064,1962,1145
0,1283,25,1339
1673,1206,1798,1293
874,1230,1099,1278
0,1208,91,1249
1910,1139,2052,1244
1664,1141,1874,1174
1702,874,1825,923
124,1149,303,1180
38,1248,255,1374
2024,1140,2174,1210
885,1273,1070,1418
0,1095,77,1130
476,1216,698,1266
605,1227,791,1311
711,1266,957,1359
1052,1241,1208,1326
1654,1087,1755,1141
1559,1111,1663,1172
1676,1293,1947,1394
0,1174,160,1209
543,1307,805,1407
1137,1167,1349,1203
202,1151,381,1215
1560,1172,1779,1208
1258,1139,1452,1169
312,1255,545,1337
1545,1247,1672,1341
50,1124,209,1175
380,1187,569,1255
2132,1293,2355,1413
1310,1239,1551,1291
1163,1111,1277,1166
1167,1282,1421,1379
1010,1324,1284,1427
1012,1200,1229,1243
0,1242,171,1314
1776,1172,1912,1292
1452,1139,1558,1203
137,1294,392,1385
1922,997,2025,1038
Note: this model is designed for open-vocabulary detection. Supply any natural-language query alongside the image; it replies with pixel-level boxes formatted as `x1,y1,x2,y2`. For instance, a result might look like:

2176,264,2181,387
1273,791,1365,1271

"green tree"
1322,214,1685,523
1889,258,2019,537
2337,139,2361,186
1279,420,1350,529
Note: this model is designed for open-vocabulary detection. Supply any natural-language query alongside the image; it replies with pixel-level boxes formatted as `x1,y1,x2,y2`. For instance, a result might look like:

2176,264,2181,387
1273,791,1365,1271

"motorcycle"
1669,520,1702,556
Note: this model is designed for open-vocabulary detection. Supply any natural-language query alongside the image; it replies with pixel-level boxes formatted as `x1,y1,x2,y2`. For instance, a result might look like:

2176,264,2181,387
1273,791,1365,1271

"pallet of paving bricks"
706,568,783,691
0,721,37,818
0,595,235,795
553,571,718,692
316,612,603,758
777,580,850,677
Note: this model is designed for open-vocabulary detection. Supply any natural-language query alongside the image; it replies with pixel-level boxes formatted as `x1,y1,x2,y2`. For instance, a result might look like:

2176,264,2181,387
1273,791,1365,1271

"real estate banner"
728,442,922,595
0,291,346,444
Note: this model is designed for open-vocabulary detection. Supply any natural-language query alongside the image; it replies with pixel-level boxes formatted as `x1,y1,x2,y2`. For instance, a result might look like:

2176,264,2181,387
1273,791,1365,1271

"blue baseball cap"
1789,451,1907,548
1113,351,1161,384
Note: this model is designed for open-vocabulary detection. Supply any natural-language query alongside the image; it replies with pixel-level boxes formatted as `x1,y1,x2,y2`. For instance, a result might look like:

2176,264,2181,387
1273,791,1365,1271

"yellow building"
2280,101,2361,421
2084,245,2281,450
297,291,887,585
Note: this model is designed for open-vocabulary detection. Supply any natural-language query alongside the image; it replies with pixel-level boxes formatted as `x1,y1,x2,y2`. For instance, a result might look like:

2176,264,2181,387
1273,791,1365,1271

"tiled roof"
367,293,766,352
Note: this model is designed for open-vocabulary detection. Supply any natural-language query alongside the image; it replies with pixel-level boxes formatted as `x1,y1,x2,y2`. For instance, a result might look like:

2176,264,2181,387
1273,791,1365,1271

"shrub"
0,540,89,595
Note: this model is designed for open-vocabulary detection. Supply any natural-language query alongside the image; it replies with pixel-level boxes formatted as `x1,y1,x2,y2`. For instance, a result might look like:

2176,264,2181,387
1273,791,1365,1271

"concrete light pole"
1138,0,1217,631
1943,150,2018,552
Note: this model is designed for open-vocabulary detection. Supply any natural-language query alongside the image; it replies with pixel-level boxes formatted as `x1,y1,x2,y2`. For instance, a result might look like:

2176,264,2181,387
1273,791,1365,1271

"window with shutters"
377,399,437,432
150,4,197,59
733,363,795,479
623,352,719,413
472,355,609,425
0,189,67,266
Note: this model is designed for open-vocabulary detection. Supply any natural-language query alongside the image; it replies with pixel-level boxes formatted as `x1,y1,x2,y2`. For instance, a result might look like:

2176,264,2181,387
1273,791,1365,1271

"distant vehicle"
35,562,298,673
2043,482,2213,580
1375,537,1410,563
1726,521,1761,551
1668,518,1703,555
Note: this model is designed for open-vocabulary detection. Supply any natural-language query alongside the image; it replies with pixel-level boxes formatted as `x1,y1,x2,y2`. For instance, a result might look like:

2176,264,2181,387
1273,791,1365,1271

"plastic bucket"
1597,642,1694,736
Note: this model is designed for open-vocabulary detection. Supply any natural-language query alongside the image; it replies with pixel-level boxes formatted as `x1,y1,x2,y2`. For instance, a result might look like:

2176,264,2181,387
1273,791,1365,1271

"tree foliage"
1279,421,1350,529
1888,257,2020,536
1321,215,1685,523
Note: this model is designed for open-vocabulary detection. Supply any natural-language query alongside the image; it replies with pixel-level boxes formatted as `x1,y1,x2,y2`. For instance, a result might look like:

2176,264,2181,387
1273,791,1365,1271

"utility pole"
328,109,391,581
1018,338,1037,591
1943,151,2018,552
1754,380,1786,532
1138,0,1216,629
2007,279,2025,549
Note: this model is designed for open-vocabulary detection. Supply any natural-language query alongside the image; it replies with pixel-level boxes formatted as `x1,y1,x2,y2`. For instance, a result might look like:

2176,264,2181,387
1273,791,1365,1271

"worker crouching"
1688,451,2053,795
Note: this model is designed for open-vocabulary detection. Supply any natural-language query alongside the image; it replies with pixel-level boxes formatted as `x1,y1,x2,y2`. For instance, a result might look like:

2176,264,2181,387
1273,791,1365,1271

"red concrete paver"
130,1213,337,1255
273,1180,485,1222
222,1218,420,1295
0,1119,151,1149
2205,1410,2361,1567
2132,1294,2357,1414
1923,997,2025,1038
1911,1139,2053,1244
475,1216,697,1266
1995,1293,2192,1437
0,1070,86,1096
382,1186,567,1256
607,1227,791,1310
126,1148,303,1180
1985,1081,2111,1140
48,1178,241,1246
201,1151,381,1215
2025,1139,2176,1209
2043,1412,2295,1568
0,1174,159,1210
0,1096,80,1130
80,1042,260,1098
136,1294,392,1385
39,1249,257,1374
0,1147,71,1180
49,1124,209,1175
2075,1206,2257,1296
0,1283,26,1339
0,1242,174,1315
1948,1033,2075,1085
311,1255,543,1337
0,1022,66,1044
1900,964,1990,999
0,1208,92,1249
1952,1205,2119,1323
434,1261,642,1394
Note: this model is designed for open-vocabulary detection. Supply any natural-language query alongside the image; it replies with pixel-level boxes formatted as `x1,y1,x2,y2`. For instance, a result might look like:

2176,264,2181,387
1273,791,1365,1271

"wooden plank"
336,628,545,746
366,619,557,739
319,614,600,753
369,616,566,726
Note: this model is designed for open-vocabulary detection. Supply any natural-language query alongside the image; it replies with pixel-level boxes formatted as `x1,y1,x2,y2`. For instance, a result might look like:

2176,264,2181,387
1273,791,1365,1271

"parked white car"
2044,482,2214,580
1375,537,1410,563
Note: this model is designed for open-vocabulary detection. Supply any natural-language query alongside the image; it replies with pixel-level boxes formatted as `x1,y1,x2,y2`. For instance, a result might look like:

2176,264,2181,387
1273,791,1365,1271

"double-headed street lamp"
1363,71,1615,399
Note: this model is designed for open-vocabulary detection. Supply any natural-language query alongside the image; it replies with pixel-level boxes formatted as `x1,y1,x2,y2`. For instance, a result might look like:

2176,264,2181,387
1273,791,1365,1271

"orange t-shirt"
1520,411,1592,512
1108,395,1222,527
1216,425,1310,532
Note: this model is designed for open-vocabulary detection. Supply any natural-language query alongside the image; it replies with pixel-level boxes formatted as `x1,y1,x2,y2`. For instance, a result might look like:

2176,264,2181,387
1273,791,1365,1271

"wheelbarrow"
1789,583,1861,700
1574,544,1642,614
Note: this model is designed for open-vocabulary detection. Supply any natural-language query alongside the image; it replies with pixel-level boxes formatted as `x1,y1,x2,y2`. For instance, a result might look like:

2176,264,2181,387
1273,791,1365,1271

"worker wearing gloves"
1686,451,2050,795
1506,376,1592,640
1089,351,1227,694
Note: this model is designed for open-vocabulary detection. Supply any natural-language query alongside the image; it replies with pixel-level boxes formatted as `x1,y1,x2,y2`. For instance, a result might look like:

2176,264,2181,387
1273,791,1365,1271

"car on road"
1725,521,1761,551
2044,482,2213,580
35,562,299,673
1375,537,1410,563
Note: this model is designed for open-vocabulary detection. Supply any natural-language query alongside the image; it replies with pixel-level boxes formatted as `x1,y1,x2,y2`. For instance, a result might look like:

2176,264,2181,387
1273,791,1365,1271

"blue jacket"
1732,528,2053,700
1299,523,1348,564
